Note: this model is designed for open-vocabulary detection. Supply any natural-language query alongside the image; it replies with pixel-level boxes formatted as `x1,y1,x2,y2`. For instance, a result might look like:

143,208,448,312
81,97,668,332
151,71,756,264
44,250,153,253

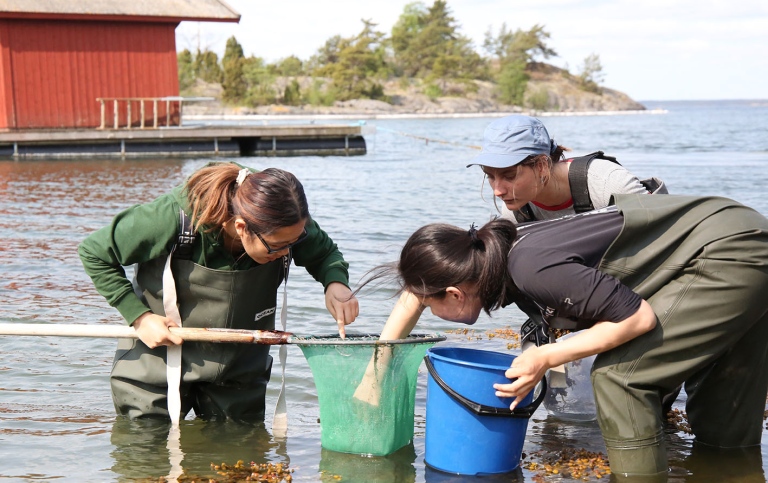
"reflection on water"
2,104,768,482
320,444,417,483
110,418,287,481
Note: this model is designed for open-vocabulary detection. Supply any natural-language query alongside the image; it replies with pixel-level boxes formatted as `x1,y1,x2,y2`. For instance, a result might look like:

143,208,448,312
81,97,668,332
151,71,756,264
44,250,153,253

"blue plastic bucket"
424,346,546,475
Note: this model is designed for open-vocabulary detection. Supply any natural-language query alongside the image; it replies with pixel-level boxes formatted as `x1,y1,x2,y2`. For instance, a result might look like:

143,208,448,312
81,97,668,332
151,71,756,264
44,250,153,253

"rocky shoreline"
182,64,648,119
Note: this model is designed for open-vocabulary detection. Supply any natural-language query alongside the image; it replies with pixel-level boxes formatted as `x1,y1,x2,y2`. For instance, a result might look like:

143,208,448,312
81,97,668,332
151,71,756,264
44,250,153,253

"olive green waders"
592,195,768,476
110,255,284,420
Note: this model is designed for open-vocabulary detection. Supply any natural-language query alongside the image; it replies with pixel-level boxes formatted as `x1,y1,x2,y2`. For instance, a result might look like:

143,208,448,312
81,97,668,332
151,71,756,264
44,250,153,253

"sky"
175,0,768,102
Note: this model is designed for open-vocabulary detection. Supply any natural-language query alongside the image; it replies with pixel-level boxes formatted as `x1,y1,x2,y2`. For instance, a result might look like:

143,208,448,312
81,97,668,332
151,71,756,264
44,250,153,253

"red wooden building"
0,0,239,129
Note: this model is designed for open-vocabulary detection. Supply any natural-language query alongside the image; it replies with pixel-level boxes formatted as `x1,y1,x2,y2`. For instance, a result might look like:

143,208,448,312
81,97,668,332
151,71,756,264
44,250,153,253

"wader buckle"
520,318,550,347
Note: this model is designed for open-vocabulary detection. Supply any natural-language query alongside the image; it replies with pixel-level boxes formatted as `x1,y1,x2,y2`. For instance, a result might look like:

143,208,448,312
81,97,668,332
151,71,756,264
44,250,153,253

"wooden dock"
0,123,367,159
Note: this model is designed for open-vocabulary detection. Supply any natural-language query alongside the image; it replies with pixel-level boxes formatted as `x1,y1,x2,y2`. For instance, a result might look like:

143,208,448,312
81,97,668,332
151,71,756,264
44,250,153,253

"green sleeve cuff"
322,267,350,291
113,293,151,325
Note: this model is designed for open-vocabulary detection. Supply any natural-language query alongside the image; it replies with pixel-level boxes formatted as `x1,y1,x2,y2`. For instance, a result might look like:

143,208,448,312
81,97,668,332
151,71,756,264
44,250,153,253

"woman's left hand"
494,346,548,410
325,282,359,338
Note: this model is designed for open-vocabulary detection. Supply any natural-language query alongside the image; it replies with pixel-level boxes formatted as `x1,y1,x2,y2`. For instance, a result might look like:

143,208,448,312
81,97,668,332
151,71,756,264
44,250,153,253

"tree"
390,2,428,75
482,23,558,105
283,79,301,105
483,23,557,65
314,19,389,101
221,36,246,103
242,56,277,106
177,49,196,91
271,55,304,76
497,59,528,105
391,0,486,83
578,53,604,94
194,49,222,84
306,35,343,73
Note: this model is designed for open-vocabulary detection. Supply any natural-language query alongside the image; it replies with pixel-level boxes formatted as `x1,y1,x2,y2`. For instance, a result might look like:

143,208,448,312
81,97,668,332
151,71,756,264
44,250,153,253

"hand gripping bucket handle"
424,355,547,417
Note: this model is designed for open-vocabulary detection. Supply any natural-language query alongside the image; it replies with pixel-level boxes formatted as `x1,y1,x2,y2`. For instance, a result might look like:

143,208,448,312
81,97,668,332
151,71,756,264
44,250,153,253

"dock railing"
97,96,214,130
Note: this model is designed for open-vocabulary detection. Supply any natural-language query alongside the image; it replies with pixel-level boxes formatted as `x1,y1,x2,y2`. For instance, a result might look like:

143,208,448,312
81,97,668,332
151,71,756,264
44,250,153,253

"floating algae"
445,325,522,349
666,408,692,435
209,461,293,482
522,448,611,481
132,460,294,483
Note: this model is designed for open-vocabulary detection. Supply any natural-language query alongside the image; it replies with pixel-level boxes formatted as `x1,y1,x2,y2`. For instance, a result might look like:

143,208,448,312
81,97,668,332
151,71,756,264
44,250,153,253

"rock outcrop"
182,62,645,117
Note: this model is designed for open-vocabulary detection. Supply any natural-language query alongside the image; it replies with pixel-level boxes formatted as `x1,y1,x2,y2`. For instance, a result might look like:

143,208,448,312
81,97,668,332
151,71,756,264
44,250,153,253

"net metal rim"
291,332,446,346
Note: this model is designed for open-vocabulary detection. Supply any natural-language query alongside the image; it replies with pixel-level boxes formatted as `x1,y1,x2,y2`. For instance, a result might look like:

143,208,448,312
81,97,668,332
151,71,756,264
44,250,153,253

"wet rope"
376,126,481,150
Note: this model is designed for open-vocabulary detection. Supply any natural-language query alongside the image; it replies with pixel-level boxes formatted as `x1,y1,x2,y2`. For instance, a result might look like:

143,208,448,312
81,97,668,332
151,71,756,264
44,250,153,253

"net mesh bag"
295,334,445,456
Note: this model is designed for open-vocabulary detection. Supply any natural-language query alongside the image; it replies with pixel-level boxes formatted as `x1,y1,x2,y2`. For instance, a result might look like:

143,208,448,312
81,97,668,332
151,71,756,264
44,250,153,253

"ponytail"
185,162,239,232
185,162,309,234
357,218,517,315
473,218,518,312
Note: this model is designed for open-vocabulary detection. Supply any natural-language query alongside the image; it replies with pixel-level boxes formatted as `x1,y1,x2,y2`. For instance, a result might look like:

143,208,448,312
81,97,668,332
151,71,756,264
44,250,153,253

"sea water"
1,99,767,482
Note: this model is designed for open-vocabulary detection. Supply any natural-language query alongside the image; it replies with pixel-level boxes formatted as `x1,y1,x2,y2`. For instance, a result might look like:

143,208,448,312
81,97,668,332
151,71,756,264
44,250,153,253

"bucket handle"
424,355,547,418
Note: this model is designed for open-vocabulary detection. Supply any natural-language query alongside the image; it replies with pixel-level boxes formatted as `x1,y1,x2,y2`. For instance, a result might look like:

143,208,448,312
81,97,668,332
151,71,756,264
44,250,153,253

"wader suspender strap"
174,209,196,260
517,151,618,219
162,210,193,480
164,209,195,426
272,255,291,438
568,151,619,213
163,209,195,426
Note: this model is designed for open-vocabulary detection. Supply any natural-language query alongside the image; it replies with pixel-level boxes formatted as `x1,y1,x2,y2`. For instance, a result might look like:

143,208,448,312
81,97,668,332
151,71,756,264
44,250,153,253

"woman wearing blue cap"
364,193,768,478
470,114,655,223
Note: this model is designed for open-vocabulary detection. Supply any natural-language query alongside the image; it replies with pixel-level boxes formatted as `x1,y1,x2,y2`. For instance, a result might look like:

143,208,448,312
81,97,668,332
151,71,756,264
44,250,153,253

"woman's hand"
132,312,183,348
495,299,658,410
325,282,359,338
494,346,548,410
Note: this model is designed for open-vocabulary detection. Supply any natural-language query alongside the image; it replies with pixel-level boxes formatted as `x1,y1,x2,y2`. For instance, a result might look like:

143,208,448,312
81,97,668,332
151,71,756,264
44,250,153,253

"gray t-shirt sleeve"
587,158,649,209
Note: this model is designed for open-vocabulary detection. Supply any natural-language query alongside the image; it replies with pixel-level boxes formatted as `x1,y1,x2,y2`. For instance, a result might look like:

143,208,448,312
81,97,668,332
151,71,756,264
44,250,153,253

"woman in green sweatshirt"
79,162,358,421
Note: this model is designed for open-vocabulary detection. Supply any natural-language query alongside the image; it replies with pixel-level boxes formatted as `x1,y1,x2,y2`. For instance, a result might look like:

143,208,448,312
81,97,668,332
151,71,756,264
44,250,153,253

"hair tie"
236,168,250,187
549,138,558,156
468,223,479,244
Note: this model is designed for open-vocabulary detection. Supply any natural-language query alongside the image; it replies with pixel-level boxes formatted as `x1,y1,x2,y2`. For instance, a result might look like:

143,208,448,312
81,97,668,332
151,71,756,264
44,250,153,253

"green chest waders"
110,254,284,421
592,195,768,476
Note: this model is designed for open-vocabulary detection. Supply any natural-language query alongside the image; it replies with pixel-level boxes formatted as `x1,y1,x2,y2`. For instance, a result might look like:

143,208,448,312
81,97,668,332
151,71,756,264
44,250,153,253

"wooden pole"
0,324,293,344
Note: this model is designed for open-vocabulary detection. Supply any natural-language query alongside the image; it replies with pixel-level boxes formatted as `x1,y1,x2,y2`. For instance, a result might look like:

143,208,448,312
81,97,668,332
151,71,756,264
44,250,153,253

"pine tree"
194,49,222,84
315,20,389,101
221,36,246,103
392,1,485,82
578,53,604,94
177,49,196,91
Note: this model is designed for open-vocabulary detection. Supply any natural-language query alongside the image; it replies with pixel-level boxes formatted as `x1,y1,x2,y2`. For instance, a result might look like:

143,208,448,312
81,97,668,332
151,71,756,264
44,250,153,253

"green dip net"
295,334,445,456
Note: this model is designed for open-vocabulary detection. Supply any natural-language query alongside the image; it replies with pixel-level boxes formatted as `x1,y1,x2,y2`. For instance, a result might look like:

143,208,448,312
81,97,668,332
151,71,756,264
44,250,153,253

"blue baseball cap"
467,115,556,168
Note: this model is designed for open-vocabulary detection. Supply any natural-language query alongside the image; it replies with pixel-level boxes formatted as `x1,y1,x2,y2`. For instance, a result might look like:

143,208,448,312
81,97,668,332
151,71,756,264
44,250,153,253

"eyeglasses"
255,228,308,254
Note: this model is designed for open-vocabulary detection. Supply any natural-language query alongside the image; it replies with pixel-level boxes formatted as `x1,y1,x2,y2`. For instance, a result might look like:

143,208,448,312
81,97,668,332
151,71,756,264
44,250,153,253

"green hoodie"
78,172,349,325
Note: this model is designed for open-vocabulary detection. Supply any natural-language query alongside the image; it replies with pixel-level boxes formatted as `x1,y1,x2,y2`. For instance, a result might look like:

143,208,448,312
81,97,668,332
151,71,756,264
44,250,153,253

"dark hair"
518,144,569,170
184,163,309,234
358,218,517,315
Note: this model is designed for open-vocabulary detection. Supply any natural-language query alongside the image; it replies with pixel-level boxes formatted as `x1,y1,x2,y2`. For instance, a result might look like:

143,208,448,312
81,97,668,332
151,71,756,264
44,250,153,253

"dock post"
99,100,105,129
13,142,18,157
113,100,119,129
345,135,349,156
120,140,125,157
272,137,277,155
214,138,219,154
140,100,145,129
153,100,158,129
126,101,132,130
